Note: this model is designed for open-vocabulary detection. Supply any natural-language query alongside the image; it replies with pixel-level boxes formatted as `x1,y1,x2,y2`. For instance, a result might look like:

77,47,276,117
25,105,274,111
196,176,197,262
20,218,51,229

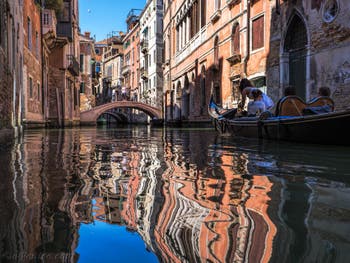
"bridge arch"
80,101,162,125
99,111,128,123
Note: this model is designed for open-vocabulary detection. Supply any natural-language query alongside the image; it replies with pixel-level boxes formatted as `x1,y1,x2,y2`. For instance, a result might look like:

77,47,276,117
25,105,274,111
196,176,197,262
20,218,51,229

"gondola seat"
276,96,335,116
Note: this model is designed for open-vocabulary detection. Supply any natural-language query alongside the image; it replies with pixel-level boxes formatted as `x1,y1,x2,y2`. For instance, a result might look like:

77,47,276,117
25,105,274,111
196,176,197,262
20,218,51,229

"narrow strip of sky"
79,0,146,41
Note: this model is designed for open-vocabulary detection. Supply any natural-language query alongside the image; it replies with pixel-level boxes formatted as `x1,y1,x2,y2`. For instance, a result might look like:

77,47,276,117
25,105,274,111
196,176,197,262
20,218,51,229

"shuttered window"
252,15,264,50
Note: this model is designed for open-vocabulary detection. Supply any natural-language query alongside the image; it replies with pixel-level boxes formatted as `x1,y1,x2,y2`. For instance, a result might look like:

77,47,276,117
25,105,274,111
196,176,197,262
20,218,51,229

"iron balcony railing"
67,55,79,76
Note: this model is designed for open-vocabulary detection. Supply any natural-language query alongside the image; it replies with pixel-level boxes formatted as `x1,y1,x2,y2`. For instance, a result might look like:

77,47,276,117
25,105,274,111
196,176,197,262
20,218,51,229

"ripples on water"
0,126,349,263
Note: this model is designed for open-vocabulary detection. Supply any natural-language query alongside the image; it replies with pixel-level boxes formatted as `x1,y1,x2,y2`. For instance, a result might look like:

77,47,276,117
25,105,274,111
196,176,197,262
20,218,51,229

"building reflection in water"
0,130,81,262
154,132,277,263
1,128,350,262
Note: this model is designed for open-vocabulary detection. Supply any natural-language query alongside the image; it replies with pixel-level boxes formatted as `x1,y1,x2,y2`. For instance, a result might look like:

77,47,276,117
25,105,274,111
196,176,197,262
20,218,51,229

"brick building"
122,9,142,102
94,39,106,96
0,0,23,142
163,0,274,123
267,0,350,109
23,0,45,128
79,32,97,111
164,0,350,123
46,0,81,127
99,34,124,104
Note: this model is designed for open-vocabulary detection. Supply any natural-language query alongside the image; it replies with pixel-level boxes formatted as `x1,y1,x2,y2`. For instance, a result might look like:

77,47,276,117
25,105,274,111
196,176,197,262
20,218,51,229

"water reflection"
0,127,349,262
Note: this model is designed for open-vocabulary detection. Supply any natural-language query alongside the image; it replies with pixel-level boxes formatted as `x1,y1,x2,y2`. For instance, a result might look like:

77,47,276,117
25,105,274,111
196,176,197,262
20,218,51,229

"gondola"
208,95,350,145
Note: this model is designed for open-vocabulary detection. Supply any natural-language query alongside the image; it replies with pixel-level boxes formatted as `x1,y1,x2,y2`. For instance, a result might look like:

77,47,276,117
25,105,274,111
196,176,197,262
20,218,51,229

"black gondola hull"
210,101,350,145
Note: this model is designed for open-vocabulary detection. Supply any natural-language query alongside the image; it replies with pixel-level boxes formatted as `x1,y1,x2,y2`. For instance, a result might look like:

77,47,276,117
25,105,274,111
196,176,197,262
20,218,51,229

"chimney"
84,32,91,38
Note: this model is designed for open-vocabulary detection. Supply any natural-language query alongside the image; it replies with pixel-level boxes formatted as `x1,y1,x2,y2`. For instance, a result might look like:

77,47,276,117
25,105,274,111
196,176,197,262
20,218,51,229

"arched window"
231,23,240,55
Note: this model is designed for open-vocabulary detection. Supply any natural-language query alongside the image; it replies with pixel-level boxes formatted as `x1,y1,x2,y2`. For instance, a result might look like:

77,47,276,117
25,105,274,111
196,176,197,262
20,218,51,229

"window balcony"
210,10,221,23
122,64,131,75
140,67,148,80
141,39,148,54
67,55,79,76
57,22,73,40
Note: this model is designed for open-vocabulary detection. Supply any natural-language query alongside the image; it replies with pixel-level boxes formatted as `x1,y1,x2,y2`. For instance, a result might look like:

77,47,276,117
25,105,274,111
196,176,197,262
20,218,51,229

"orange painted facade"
122,17,141,101
163,0,274,122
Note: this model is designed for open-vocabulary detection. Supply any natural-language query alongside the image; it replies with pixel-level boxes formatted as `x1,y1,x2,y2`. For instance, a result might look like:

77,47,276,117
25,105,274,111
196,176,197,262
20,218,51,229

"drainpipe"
40,1,46,125
243,0,251,76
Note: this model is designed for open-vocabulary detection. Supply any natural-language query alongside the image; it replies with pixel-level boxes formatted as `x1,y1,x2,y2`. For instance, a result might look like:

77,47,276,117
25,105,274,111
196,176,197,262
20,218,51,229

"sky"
79,0,146,41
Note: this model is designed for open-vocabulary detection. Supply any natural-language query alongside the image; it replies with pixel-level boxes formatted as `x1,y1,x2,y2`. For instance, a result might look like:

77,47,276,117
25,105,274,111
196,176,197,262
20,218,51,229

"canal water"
0,126,350,263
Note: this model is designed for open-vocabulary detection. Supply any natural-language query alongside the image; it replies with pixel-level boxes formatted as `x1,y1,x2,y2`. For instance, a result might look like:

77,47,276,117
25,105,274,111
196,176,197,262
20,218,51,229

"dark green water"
0,126,349,263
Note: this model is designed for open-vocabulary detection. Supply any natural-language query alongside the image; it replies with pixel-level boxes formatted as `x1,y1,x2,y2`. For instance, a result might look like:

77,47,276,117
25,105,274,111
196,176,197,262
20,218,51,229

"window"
61,2,71,22
43,13,49,25
252,15,264,50
35,31,39,58
74,86,78,107
27,17,32,50
154,76,156,88
107,65,112,77
190,1,199,38
29,77,33,98
80,54,84,72
176,26,179,51
132,48,134,64
154,50,156,63
37,83,40,101
201,0,206,27
215,0,221,11
323,0,339,23
251,76,266,93
95,48,100,54
96,62,101,73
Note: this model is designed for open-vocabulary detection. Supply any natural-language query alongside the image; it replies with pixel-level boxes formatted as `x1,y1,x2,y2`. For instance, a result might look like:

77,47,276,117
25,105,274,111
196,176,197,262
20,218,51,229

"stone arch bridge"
80,101,162,125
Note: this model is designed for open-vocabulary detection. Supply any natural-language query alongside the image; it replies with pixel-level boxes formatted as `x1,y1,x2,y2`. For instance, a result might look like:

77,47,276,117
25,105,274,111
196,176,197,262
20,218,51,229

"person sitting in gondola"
238,78,274,112
247,89,266,116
